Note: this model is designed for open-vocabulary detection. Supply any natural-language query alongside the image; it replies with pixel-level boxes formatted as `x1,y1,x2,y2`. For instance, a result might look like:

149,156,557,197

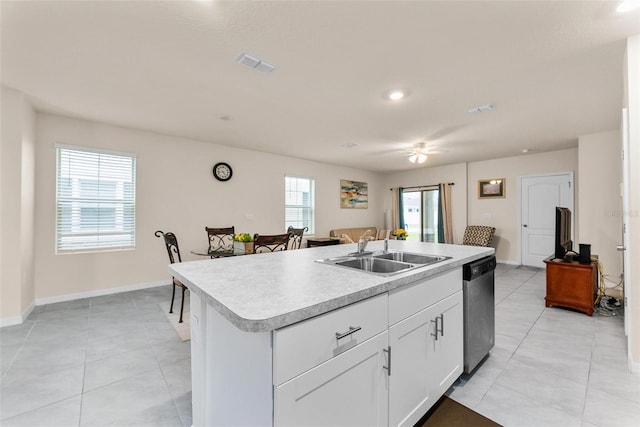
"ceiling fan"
407,142,441,164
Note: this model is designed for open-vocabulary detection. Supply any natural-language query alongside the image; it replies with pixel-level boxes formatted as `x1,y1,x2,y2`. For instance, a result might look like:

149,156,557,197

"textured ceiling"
2,0,639,172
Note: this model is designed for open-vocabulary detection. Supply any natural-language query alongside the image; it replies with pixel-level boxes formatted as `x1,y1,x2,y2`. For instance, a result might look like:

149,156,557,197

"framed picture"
340,179,368,208
478,178,505,198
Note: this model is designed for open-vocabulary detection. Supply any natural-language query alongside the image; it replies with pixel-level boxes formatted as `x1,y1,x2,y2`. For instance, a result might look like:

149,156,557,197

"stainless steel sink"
372,252,450,265
315,251,450,276
335,257,414,274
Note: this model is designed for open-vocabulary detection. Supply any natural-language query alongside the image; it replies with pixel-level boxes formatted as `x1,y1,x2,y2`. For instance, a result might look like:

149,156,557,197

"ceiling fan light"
418,153,427,163
388,90,405,101
409,154,418,163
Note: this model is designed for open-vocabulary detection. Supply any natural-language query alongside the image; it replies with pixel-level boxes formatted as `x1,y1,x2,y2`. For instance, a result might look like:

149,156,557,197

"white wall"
0,86,36,325
467,149,579,264
578,130,623,285
33,113,385,301
381,163,468,243
381,150,579,264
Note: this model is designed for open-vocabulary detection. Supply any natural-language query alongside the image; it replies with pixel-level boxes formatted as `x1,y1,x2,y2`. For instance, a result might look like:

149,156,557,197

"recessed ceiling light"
219,115,231,121
341,143,358,148
388,90,405,101
617,0,640,12
522,148,529,153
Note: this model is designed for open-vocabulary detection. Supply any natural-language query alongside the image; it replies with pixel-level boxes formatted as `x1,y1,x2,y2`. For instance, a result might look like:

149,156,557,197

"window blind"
285,176,314,234
56,146,136,252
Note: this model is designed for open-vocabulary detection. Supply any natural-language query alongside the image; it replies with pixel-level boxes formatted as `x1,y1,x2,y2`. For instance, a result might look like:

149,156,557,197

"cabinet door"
388,306,433,427
428,291,463,398
274,331,389,427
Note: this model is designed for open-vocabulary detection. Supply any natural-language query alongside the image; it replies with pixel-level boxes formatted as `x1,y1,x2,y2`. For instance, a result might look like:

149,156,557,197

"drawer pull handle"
335,326,362,341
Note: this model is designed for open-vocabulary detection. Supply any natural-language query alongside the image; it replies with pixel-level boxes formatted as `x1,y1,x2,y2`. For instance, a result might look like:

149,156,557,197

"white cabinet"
388,270,463,427
274,331,389,427
388,306,432,427
273,294,388,386
190,266,465,427
428,291,463,399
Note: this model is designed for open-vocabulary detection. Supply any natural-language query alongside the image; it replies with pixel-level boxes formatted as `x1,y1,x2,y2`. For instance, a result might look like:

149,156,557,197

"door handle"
431,314,444,340
523,224,528,228
617,245,626,252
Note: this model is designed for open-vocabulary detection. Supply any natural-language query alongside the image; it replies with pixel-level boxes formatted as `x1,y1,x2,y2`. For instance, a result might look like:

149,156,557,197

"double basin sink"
316,251,451,276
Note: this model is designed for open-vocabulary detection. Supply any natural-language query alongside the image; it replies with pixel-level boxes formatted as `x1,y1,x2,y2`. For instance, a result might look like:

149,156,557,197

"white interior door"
520,172,574,267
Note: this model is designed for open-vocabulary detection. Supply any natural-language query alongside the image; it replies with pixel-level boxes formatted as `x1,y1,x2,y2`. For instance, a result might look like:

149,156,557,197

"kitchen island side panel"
191,292,273,426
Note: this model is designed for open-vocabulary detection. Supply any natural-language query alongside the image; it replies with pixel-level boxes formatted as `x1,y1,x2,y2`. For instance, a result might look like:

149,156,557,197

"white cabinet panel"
274,293,388,386
428,291,463,398
389,290,464,427
389,269,461,326
389,307,432,427
274,331,389,427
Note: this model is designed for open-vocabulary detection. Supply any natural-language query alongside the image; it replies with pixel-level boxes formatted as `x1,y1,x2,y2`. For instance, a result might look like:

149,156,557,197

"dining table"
190,247,248,258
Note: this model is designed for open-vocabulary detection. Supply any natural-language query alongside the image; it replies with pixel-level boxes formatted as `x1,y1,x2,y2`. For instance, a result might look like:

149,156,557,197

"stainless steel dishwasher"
463,255,496,373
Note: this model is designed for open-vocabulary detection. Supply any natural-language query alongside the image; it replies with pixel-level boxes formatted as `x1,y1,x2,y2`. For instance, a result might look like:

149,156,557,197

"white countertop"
169,240,494,332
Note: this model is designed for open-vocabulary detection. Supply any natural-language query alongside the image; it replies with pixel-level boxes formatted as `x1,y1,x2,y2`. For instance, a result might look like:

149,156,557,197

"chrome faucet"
384,237,389,253
356,229,373,255
357,236,368,254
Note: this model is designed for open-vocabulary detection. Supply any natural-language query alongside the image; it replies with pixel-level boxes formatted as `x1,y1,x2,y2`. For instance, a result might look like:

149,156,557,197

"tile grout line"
136,296,187,426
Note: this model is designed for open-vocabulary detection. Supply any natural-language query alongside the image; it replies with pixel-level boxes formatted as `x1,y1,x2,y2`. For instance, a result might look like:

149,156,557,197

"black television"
555,207,573,260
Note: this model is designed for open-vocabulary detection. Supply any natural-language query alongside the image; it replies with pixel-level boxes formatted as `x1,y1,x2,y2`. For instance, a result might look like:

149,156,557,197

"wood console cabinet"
544,258,597,316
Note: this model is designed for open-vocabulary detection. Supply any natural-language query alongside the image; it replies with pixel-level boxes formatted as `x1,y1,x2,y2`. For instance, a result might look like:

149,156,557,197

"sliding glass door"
401,189,440,242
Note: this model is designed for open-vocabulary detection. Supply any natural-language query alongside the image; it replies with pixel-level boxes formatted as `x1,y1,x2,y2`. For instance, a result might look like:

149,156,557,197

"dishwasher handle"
463,255,496,281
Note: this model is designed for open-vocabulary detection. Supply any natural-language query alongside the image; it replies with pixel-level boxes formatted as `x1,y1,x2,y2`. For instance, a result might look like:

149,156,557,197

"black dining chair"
205,226,235,257
154,230,188,323
253,233,291,253
287,226,308,250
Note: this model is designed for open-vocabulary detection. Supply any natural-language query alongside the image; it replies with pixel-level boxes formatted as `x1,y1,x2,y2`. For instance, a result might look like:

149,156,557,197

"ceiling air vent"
235,52,276,73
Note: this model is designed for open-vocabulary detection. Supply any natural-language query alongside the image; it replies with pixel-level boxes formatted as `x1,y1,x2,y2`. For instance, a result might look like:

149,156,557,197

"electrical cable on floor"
591,256,624,317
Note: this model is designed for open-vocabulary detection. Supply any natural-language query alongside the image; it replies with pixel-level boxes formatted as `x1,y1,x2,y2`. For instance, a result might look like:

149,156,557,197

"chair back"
155,230,182,264
253,233,291,253
287,226,308,250
462,226,496,247
205,226,235,252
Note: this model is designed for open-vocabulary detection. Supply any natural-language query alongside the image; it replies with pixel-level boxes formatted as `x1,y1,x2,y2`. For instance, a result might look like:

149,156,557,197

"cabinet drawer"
389,269,461,326
273,293,388,386
274,331,389,427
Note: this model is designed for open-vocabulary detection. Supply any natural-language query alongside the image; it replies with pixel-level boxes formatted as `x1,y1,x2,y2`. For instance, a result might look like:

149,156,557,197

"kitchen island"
170,240,493,427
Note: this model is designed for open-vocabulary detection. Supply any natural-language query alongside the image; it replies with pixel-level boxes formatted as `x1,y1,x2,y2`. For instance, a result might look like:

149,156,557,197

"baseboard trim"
0,301,35,328
35,280,170,306
2,280,170,327
496,259,519,265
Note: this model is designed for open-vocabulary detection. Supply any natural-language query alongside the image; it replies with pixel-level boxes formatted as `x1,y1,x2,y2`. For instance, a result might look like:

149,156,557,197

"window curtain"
392,187,404,231
438,183,453,243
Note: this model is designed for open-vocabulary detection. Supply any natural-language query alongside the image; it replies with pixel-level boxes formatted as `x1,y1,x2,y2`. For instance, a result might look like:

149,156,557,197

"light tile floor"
0,264,637,426
449,264,639,427
0,286,192,426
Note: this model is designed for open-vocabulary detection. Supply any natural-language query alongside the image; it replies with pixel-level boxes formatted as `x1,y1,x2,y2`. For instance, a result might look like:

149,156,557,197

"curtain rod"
389,183,455,191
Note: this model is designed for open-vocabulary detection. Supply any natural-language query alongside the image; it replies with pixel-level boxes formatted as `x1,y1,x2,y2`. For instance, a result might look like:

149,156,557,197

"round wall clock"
212,162,233,182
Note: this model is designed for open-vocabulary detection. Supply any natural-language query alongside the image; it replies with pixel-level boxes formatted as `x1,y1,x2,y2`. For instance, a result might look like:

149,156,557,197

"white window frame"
285,175,315,235
56,144,136,253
